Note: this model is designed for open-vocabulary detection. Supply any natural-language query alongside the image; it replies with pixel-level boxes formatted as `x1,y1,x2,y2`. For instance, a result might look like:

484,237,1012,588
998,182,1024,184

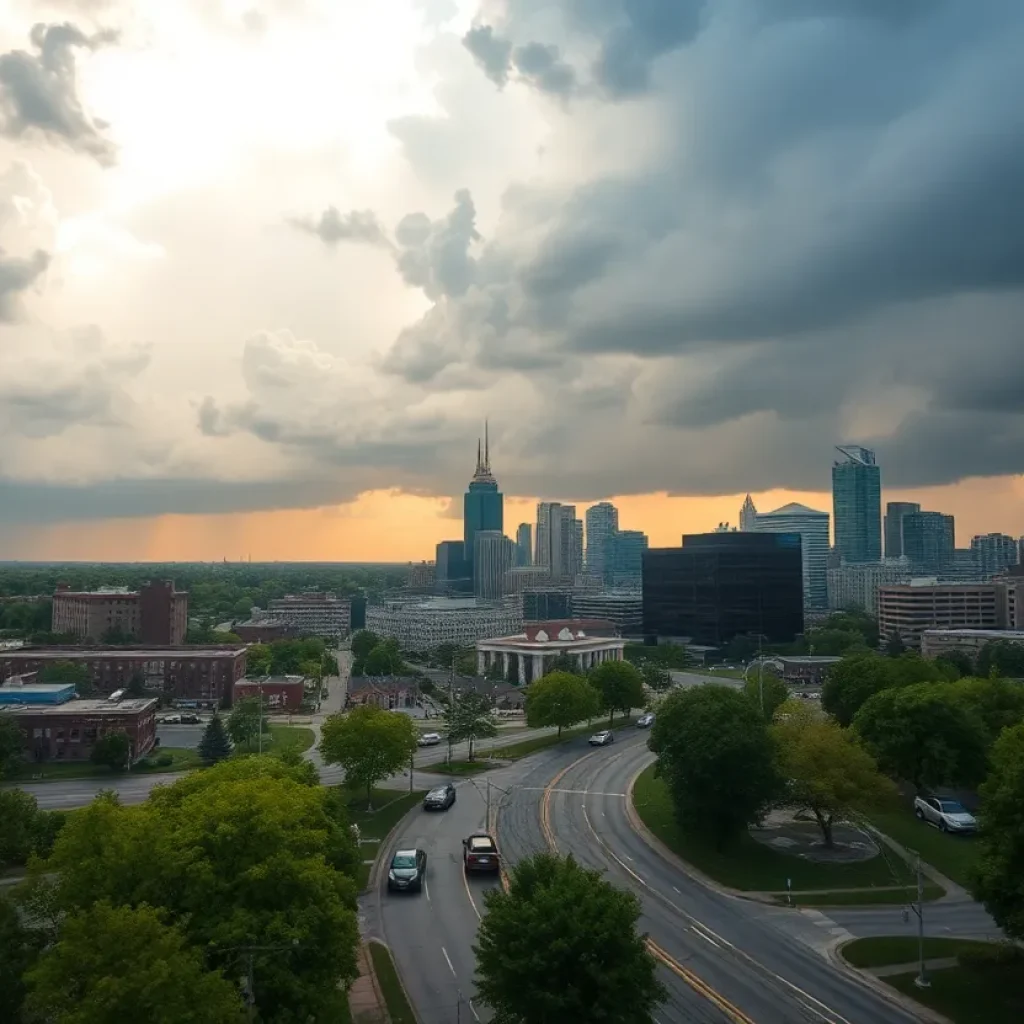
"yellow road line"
647,938,757,1024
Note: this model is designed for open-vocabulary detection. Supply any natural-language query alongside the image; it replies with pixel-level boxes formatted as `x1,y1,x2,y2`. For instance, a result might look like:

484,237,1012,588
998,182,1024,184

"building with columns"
476,620,625,685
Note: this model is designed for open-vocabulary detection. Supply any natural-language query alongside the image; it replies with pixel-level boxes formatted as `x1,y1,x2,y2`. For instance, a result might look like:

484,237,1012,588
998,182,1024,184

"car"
588,730,614,746
159,714,182,724
178,713,201,724
387,848,427,892
463,834,500,874
418,732,442,747
914,796,978,834
636,713,655,729
423,783,456,811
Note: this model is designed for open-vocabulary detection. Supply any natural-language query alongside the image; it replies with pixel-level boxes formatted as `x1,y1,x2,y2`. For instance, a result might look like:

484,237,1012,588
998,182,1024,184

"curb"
359,941,393,1024
367,798,424,894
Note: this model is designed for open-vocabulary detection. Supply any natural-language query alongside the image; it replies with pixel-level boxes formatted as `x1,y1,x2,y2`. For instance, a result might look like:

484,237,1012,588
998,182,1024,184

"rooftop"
2,696,159,717
0,682,75,703
762,502,829,518
2,645,246,659
923,629,1024,640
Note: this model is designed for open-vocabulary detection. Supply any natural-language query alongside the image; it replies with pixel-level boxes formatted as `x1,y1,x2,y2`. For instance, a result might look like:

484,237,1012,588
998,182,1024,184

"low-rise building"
231,620,299,643
878,582,1005,650
921,629,1024,661
366,597,523,652
233,675,308,711
266,592,351,638
0,645,247,706
771,655,842,685
52,580,188,644
476,620,625,685
346,676,420,710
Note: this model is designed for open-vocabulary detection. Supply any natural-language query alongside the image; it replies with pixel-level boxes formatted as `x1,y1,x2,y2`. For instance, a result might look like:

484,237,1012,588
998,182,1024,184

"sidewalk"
348,943,388,1023
867,957,959,978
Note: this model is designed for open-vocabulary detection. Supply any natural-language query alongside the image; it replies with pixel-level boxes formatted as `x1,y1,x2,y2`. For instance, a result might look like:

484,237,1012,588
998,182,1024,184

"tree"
946,676,1024,747
90,731,132,772
246,643,272,676
935,650,973,679
589,660,645,725
319,705,417,808
772,704,896,847
198,713,233,764
0,788,39,869
548,652,581,675
977,640,1024,679
526,672,601,737
24,901,245,1024
125,670,147,697
351,629,382,663
743,669,790,722
650,686,780,850
101,624,136,644
446,690,498,760
227,695,267,749
474,852,665,1023
972,724,1024,941
853,682,989,791
624,641,689,670
484,660,506,682
640,662,672,691
363,638,404,676
38,660,94,697
0,893,42,1024
885,629,906,658
0,714,23,778
725,633,759,663
34,759,361,1022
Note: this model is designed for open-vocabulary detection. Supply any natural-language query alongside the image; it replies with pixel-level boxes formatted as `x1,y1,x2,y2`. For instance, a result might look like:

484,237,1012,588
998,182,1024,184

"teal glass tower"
464,423,503,580
832,446,882,564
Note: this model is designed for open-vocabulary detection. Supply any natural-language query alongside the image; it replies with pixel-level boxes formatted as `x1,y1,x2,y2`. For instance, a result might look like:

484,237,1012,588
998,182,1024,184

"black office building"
642,533,804,647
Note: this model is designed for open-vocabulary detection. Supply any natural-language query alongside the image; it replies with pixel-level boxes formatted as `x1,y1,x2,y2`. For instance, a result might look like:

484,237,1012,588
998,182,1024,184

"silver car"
636,713,655,729
588,730,614,746
913,796,978,834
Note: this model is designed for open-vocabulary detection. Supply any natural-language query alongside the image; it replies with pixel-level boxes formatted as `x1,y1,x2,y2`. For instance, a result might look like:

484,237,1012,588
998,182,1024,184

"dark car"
178,713,201,724
463,833,500,874
387,848,427,892
423,783,456,811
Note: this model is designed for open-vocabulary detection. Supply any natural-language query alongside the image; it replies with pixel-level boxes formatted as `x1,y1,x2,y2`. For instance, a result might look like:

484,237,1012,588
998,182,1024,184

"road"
366,729,997,1024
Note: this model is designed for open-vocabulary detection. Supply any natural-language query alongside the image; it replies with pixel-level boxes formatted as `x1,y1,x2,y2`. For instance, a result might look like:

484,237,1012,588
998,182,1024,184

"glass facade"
642,533,804,646
883,501,920,559
832,447,882,564
902,512,955,572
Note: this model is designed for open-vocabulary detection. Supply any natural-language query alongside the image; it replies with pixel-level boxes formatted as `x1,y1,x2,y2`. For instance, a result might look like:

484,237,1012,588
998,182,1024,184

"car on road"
423,783,456,811
588,730,614,746
463,833,500,874
417,732,442,747
636,713,655,728
159,714,182,724
914,796,978,833
177,713,201,724
387,848,427,892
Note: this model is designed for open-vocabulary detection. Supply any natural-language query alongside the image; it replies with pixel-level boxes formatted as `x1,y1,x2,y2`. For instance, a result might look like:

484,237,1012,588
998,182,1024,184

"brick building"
0,645,247,706
233,676,307,711
53,580,188,644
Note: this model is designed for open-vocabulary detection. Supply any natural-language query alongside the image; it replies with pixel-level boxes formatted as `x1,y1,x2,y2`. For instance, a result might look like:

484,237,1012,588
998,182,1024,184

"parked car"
636,713,655,729
914,796,978,834
387,848,427,892
178,713,201,724
423,783,456,811
418,732,442,747
463,833,500,874
589,730,614,746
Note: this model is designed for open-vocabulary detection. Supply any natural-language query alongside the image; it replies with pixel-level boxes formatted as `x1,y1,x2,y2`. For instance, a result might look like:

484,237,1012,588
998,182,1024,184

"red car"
462,833,500,874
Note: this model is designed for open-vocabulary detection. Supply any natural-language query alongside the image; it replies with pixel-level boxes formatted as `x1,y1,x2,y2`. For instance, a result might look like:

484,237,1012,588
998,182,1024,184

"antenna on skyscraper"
484,419,490,472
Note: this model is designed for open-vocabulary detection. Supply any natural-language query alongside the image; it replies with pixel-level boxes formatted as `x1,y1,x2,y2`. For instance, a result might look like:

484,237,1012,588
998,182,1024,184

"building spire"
476,436,483,474
484,419,490,472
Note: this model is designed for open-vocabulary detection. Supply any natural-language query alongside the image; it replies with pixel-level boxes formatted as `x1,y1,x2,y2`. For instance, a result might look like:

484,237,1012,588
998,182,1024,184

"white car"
914,796,978,834
417,732,442,747
588,730,614,746
636,713,655,729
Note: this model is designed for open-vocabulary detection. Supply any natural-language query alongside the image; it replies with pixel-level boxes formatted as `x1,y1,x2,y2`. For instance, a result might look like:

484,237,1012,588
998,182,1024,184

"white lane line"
520,787,626,797
469,999,481,1021
691,923,721,949
442,946,457,977
672,886,681,894
424,878,432,903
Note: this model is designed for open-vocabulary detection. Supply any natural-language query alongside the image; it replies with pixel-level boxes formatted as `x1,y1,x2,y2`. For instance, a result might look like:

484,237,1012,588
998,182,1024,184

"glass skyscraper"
832,446,882,564
463,426,503,582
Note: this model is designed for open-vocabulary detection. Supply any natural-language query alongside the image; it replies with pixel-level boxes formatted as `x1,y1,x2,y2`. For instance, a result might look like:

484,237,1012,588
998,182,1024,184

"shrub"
958,942,1024,970
157,753,174,767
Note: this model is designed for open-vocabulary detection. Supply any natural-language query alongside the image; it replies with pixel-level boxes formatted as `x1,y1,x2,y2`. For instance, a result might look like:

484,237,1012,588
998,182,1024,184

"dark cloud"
393,189,480,300
289,206,390,247
511,41,576,98
463,25,513,87
0,22,118,164
0,248,49,319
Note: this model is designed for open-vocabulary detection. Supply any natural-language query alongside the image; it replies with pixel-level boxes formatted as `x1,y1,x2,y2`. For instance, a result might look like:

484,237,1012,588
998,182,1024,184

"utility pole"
447,655,456,766
913,854,930,988
409,752,414,793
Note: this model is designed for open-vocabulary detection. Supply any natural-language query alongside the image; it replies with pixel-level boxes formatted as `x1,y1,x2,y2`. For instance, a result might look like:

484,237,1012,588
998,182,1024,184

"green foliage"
640,662,672,691
977,641,1024,679
743,669,790,722
90,731,132,772
0,893,43,1023
0,788,39,868
484,660,506,681
444,689,498,759
589,660,645,724
0,597,52,635
853,682,990,791
525,672,601,736
973,724,1024,941
126,671,148,697
946,676,1024,746
624,642,690,669
319,705,417,806
363,637,404,676
186,624,243,644
101,624,137,644
772,705,897,846
246,643,272,675
800,610,880,653
351,629,382,662
198,713,233,764
474,852,666,1024
547,652,581,675
885,630,906,657
24,901,245,1024
935,650,974,679
32,758,361,1021
38,660,94,696
0,714,23,778
650,685,780,850
226,695,268,748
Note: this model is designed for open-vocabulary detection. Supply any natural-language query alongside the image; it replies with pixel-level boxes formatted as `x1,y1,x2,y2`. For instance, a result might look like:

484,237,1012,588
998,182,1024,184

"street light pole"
914,855,930,988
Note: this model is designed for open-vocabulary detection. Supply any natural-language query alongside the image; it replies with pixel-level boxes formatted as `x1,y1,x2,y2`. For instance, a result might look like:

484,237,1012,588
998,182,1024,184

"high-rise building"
971,533,1020,577
515,523,533,567
585,502,619,579
642,533,804,646
752,502,830,612
901,511,955,573
606,530,648,586
572,517,584,579
535,502,579,582
832,446,882,564
827,562,914,616
463,425,503,581
884,502,920,559
435,540,470,591
473,531,516,599
739,494,758,532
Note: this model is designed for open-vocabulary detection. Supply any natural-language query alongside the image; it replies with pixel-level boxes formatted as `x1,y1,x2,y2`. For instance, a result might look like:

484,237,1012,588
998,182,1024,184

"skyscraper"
753,502,830,612
463,424,503,581
572,517,584,579
971,533,1020,577
884,501,920,559
902,511,955,572
515,523,533,567
832,446,882,564
535,502,579,582
474,530,515,599
607,530,648,586
586,502,619,580
739,495,758,532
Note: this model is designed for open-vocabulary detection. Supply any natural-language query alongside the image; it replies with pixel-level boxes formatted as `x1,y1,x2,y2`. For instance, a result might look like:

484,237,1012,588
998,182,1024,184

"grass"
15,747,203,781
633,764,925,896
886,963,1024,1024
233,724,316,756
785,885,944,906
428,759,494,776
343,788,426,890
841,937,999,969
861,809,981,888
367,941,417,1024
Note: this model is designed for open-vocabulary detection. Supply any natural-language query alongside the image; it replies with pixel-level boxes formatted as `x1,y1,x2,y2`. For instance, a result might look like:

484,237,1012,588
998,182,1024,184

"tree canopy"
38,660,94,696
743,669,790,722
650,685,780,849
319,705,417,806
589,660,645,724
474,852,665,1024
444,689,497,760
0,893,43,1024
525,672,601,736
972,723,1024,941
351,629,382,663
198,713,233,764
226,695,269,749
90,731,132,772
977,640,1024,680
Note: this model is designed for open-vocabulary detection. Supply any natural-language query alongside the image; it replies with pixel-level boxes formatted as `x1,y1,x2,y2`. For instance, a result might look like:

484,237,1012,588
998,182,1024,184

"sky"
0,0,1022,562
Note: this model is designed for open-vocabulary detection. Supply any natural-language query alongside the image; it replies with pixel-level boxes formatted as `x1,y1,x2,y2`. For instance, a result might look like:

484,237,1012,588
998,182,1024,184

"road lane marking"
424,879,432,903
469,999,481,1021
442,946,457,977
520,787,626,797
540,749,603,851
647,938,755,1024
690,923,721,949
461,864,482,920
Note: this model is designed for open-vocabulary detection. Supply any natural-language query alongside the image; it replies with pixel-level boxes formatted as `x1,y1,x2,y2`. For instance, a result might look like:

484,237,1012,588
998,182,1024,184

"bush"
137,758,155,769
157,753,174,767
958,942,1024,970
